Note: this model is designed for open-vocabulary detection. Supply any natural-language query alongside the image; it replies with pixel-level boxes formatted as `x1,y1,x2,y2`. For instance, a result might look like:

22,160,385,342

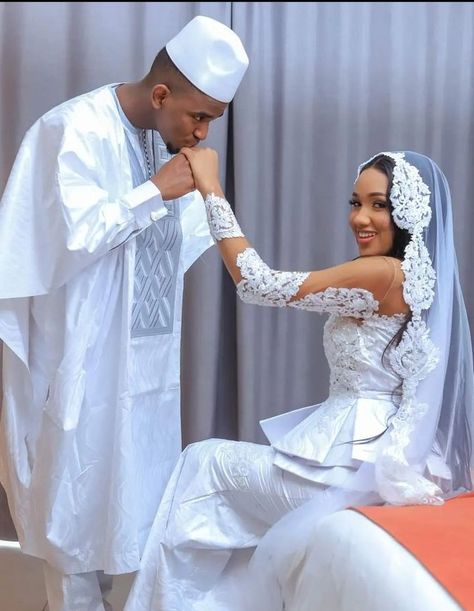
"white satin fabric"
266,313,449,486
0,85,212,574
125,312,449,610
43,564,114,611
124,438,342,611
291,510,459,611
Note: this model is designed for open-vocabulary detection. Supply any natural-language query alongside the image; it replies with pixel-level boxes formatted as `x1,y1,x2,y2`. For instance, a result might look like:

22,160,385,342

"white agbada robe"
0,84,212,574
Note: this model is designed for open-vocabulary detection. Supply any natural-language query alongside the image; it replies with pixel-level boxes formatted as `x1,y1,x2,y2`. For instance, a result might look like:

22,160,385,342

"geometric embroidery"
113,119,184,338
131,201,182,337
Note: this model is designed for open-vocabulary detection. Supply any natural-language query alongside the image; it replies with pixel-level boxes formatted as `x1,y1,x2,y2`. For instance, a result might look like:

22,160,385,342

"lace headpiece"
360,152,442,504
361,152,436,315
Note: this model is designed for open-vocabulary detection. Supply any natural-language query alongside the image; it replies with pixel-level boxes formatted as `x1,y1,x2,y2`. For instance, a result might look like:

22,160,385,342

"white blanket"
291,509,459,611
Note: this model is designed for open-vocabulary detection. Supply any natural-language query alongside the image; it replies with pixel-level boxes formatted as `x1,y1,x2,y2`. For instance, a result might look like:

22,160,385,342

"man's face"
154,86,227,154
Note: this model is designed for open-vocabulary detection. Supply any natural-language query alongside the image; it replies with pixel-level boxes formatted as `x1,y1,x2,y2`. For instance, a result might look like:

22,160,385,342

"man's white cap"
166,15,249,103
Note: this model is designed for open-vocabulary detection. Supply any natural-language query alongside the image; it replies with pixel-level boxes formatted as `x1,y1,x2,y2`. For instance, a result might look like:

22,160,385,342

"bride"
125,150,473,610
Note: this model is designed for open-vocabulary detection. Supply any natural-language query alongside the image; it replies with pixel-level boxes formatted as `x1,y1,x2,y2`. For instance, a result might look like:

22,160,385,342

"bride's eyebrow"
352,191,387,197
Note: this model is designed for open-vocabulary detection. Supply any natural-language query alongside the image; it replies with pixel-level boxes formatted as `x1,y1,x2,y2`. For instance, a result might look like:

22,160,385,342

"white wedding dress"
125,293,448,611
126,147,474,610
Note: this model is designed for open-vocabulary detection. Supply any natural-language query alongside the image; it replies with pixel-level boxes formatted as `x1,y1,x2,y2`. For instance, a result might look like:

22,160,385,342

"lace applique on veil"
361,153,442,505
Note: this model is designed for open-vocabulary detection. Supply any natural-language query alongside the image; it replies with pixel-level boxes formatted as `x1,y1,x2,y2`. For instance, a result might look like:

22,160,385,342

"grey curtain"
1,2,473,537
228,1,474,443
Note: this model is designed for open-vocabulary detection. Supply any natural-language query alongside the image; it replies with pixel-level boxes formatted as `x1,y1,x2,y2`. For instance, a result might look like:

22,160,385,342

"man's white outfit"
0,12,250,610
0,83,212,609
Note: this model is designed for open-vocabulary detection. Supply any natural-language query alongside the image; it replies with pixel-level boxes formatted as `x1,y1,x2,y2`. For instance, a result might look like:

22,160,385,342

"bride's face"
349,167,395,257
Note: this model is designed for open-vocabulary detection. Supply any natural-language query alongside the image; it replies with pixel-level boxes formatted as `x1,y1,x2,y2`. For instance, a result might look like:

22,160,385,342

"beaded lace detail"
236,248,309,307
236,249,382,316
204,193,244,241
360,152,441,505
290,287,378,318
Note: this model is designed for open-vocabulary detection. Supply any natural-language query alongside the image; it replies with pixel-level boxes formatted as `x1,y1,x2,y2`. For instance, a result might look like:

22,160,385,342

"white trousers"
43,564,114,611
125,439,379,611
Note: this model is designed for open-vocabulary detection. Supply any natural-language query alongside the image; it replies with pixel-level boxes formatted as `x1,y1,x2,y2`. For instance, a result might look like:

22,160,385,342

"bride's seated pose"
125,150,473,611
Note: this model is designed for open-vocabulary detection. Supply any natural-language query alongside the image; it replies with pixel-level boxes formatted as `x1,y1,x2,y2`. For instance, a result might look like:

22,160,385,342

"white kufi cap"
166,15,249,103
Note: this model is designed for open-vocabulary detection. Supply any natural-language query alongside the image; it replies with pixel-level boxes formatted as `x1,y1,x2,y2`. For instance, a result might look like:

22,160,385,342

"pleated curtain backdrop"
229,1,474,443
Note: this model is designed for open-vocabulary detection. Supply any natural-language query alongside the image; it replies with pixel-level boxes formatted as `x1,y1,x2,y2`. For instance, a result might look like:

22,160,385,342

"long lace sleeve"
235,248,310,307
204,194,392,318
236,248,379,316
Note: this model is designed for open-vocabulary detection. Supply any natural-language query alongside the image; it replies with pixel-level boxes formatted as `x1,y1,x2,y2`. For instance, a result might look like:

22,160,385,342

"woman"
125,151,473,611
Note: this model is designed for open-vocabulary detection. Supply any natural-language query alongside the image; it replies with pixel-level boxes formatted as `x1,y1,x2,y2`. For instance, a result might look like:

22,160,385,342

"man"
0,15,248,611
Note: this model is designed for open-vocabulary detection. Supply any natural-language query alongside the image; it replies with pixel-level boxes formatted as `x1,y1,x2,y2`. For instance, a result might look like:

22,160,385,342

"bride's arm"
181,148,404,316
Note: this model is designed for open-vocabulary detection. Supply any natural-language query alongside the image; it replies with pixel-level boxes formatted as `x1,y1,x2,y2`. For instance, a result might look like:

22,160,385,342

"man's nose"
194,123,209,141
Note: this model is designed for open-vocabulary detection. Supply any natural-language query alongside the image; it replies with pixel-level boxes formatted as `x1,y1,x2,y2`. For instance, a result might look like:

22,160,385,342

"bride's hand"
180,147,224,198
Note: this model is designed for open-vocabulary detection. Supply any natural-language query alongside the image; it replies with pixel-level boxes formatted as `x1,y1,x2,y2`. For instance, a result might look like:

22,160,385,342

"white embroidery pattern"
204,193,244,241
360,152,442,505
402,237,436,314
324,317,364,395
217,441,263,490
380,153,436,313
236,249,381,316
290,287,378,319
236,248,309,307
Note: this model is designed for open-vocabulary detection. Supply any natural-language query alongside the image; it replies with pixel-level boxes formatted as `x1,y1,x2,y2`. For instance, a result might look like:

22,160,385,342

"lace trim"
389,318,439,383
236,250,384,317
236,248,309,307
358,152,431,235
324,317,365,394
365,312,407,325
360,152,441,504
204,193,244,241
376,453,444,505
290,287,378,319
402,235,436,313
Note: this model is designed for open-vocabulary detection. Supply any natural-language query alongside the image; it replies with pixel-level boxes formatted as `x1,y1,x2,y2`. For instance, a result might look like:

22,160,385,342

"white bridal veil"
246,151,474,611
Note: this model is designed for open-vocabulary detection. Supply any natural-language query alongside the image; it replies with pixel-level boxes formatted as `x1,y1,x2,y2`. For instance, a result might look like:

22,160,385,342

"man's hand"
150,154,195,201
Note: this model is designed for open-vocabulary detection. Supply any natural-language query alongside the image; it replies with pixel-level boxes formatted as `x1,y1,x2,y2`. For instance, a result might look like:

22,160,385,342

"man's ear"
151,84,171,109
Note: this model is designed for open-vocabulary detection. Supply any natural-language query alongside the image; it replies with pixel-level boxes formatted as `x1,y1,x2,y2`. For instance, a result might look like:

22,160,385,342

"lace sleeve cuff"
204,193,244,241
